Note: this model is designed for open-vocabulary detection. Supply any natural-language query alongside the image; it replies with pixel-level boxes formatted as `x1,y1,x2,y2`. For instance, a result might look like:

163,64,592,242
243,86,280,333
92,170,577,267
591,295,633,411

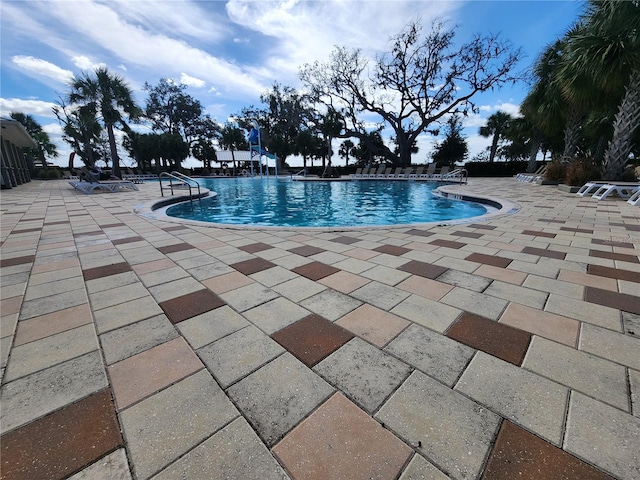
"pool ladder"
159,171,202,209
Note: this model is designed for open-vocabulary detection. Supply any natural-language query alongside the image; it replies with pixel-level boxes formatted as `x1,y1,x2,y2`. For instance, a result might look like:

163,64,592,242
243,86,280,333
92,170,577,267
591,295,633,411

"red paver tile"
100,222,125,228
108,337,204,410
469,224,497,230
111,236,144,245
0,389,122,480
331,236,360,245
522,230,556,238
292,261,340,281
588,249,639,264
521,246,566,260
271,314,353,367
238,242,274,253
398,260,448,279
231,257,277,275
482,421,615,480
288,245,325,257
163,225,189,231
405,228,435,237
0,255,35,268
560,226,594,234
157,243,195,254
430,239,466,249
584,286,640,315
587,264,640,283
373,245,411,256
73,231,103,238
273,393,412,480
10,227,41,234
446,312,531,366
159,289,226,324
82,262,132,281
466,253,512,268
538,218,566,224
453,230,483,239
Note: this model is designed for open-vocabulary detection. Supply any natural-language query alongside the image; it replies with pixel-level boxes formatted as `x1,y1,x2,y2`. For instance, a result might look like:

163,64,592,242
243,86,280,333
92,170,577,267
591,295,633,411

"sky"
0,0,583,168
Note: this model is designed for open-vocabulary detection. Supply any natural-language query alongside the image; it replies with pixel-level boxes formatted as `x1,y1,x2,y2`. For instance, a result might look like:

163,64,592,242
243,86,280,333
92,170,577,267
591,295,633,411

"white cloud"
11,56,73,84
180,73,206,88
478,102,522,117
0,98,58,118
71,55,106,71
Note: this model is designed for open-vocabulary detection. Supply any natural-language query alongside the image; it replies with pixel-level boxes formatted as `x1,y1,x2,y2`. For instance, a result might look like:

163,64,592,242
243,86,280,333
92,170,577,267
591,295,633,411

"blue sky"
0,0,582,168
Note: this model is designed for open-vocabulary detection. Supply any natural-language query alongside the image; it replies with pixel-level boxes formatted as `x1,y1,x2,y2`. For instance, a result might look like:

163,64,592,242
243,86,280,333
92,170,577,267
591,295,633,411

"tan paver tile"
202,271,253,294
499,303,579,347
336,304,410,348
391,294,462,333
456,352,568,445
484,280,548,309
579,323,640,370
14,304,92,346
564,391,640,480
18,288,87,321
274,392,412,480
441,287,509,320
399,454,449,480
318,270,371,294
474,264,527,285
558,269,618,291
300,289,361,321
351,281,411,311
523,274,584,299
119,369,238,479
244,297,310,334
131,258,176,275
272,276,326,302
546,294,622,331
630,369,640,418
524,336,629,410
94,295,164,333
396,275,453,300
377,370,500,480
108,337,203,410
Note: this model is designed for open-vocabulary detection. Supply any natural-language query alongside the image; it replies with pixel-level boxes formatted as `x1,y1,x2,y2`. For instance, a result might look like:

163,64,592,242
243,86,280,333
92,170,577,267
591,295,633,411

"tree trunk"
527,134,542,173
106,123,121,178
488,133,499,162
603,68,640,180
562,107,583,163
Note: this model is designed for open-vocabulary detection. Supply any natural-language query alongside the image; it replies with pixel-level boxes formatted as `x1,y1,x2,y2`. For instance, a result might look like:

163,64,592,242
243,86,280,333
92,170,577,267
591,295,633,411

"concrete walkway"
1,177,638,480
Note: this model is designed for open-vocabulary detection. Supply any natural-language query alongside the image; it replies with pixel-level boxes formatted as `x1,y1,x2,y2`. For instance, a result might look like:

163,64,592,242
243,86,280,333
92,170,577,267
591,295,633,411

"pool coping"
133,182,521,232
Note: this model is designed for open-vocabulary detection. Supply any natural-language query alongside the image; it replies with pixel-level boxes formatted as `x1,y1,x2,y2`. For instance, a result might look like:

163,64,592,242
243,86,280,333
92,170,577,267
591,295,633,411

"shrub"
544,160,566,182
564,158,601,186
46,169,61,179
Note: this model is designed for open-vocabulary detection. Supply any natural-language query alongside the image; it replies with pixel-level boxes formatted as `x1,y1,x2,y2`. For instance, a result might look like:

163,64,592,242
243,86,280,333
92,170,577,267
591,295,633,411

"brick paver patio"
1,177,638,479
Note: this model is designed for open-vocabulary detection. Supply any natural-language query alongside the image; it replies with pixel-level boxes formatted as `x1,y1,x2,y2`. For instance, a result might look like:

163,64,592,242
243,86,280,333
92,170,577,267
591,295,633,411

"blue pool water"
165,177,488,227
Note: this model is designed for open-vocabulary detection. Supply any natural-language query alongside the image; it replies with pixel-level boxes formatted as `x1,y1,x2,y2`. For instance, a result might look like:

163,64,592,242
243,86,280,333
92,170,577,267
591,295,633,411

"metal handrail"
442,168,468,184
291,168,307,178
159,171,202,208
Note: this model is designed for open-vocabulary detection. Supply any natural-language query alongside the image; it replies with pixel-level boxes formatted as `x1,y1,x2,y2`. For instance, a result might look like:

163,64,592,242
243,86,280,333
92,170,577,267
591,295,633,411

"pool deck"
1,177,638,480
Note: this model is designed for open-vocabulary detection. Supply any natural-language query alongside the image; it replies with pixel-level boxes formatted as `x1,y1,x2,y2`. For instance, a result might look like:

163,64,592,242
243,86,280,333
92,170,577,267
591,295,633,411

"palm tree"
563,0,640,179
339,140,355,166
479,111,512,162
9,112,58,166
219,123,248,173
69,67,141,178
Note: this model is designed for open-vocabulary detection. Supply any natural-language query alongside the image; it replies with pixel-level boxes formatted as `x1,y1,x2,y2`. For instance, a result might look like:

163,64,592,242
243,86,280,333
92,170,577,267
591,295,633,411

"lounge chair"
432,166,450,180
515,165,545,182
374,164,387,178
409,166,424,179
386,167,403,178
70,166,139,194
419,164,437,179
350,168,363,179
591,183,640,201
576,181,610,197
627,189,640,206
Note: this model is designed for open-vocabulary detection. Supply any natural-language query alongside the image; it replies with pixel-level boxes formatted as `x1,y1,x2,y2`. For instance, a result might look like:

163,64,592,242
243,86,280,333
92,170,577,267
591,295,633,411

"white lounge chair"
419,164,437,179
350,168,363,179
69,179,139,194
627,189,640,206
432,166,450,180
576,181,610,197
591,183,640,200
386,167,402,178
409,166,424,179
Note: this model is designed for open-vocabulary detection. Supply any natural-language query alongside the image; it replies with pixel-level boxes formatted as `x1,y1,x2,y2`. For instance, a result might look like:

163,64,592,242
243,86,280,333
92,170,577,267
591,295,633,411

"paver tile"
271,275,327,302
499,302,579,347
4,324,99,382
351,281,411,311
446,312,531,365
0,351,107,435
299,288,361,321
82,262,132,281
336,304,410,348
456,351,568,445
579,323,640,370
119,369,238,479
227,353,334,446
314,337,411,413
587,264,639,283
466,252,512,267
13,303,92,346
94,295,164,333
630,369,640,418
377,370,500,480
482,420,615,480
197,324,284,387
564,391,640,480
437,269,492,292
399,454,449,480
557,269,618,291
66,448,132,480
271,314,353,367
231,257,277,275
250,265,298,287
18,288,87,321
385,323,474,386
292,261,340,280
99,314,179,365
361,264,411,285
483,280,548,309
584,286,640,315
153,417,288,480
391,294,462,333
244,297,310,334
441,286,508,320
398,260,448,279
108,337,203,410
396,275,453,300
219,282,279,312
318,270,371,293
176,305,249,349
273,392,412,480
159,288,225,323
0,389,122,480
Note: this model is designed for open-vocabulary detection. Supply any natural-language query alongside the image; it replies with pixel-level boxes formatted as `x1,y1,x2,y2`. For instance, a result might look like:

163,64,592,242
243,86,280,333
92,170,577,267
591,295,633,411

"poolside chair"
70,166,139,194
409,166,424,179
591,183,640,201
576,181,610,197
515,165,545,182
419,163,437,179
374,164,387,178
350,168,363,179
432,166,450,180
387,167,402,178
627,189,640,206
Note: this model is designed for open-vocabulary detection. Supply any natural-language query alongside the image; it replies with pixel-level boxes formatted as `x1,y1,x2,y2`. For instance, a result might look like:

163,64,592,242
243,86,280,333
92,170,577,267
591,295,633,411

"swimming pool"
163,177,489,228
